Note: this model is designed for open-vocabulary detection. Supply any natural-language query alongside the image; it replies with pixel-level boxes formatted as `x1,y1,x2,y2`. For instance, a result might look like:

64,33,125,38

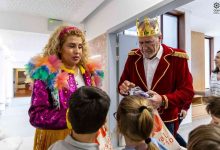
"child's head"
68,86,110,134
188,124,220,150
204,96,220,125
116,95,157,149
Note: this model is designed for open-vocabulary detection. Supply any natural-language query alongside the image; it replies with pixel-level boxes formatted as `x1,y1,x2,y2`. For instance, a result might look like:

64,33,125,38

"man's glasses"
113,112,117,120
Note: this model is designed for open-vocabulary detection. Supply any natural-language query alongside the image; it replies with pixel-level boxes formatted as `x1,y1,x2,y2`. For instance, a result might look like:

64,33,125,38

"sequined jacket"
29,70,92,130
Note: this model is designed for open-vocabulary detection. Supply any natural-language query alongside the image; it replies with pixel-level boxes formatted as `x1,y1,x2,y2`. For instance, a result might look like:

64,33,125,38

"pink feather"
55,72,69,89
86,60,102,72
48,55,62,72
94,75,102,88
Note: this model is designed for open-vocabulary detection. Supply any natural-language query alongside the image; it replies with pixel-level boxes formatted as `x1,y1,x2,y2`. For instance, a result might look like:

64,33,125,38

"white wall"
107,34,118,146
181,10,193,125
5,61,13,104
0,29,49,108
183,10,192,70
0,50,6,111
84,0,175,40
0,29,49,62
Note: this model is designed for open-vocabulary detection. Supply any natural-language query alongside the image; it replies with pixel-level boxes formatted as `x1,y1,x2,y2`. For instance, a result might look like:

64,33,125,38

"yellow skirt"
33,128,71,150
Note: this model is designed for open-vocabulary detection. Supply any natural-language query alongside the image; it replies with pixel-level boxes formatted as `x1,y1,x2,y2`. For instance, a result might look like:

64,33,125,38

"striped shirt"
210,72,220,96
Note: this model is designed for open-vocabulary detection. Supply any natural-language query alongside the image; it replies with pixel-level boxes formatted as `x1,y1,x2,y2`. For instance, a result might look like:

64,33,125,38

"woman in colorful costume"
25,25,109,150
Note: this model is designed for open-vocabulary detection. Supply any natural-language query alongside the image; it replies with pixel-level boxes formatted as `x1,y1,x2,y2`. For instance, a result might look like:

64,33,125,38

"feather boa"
25,54,104,108
86,60,104,87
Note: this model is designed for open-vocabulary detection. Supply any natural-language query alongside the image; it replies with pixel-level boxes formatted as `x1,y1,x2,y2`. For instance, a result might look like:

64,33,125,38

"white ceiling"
0,0,105,23
0,0,219,36
179,0,220,36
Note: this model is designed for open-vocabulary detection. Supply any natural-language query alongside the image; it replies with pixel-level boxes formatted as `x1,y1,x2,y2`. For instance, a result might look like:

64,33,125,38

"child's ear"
66,109,72,129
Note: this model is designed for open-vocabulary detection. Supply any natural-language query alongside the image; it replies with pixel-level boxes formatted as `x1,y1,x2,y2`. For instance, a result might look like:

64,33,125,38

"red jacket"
118,44,194,125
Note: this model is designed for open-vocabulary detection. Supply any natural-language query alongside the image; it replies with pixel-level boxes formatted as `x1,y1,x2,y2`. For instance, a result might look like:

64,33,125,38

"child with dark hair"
49,86,111,150
204,96,220,125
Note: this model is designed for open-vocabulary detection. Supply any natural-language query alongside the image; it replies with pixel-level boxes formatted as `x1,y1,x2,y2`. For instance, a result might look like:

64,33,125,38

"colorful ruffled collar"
25,54,104,109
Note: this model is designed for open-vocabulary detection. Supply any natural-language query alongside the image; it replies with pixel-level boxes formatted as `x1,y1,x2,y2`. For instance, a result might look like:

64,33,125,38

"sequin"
29,71,92,129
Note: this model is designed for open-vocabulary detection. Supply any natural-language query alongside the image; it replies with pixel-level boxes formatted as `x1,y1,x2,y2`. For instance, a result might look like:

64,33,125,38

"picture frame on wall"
13,68,31,97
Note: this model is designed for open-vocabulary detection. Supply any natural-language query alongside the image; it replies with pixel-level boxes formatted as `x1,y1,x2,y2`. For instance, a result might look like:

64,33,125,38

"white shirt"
49,135,99,150
143,45,163,89
75,68,85,88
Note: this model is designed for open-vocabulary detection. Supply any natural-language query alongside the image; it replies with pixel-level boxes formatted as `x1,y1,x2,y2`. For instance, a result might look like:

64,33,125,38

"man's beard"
142,48,157,59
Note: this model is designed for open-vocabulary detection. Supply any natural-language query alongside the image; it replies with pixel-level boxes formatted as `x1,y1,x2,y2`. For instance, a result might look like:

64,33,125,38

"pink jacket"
29,72,91,129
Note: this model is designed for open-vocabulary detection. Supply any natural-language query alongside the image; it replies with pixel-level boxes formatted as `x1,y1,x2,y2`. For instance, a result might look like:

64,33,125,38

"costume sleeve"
118,56,131,95
163,58,194,111
28,79,67,129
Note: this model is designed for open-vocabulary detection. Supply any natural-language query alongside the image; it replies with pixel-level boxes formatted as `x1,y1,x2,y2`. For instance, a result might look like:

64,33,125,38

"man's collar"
155,45,163,59
147,45,163,60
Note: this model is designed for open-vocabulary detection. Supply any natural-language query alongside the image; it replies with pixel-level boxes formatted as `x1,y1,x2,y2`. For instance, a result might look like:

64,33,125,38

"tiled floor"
0,97,35,138
0,98,212,150
178,115,211,142
0,97,35,150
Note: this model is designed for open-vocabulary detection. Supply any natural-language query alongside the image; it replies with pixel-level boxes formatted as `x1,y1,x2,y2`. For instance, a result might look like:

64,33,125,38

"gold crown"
136,17,160,37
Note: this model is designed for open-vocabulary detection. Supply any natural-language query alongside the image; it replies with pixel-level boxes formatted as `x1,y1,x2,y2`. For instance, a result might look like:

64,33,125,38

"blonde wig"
43,25,88,67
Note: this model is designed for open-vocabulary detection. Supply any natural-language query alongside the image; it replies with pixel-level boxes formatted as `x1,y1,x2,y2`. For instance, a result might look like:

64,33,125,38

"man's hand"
119,80,135,95
179,109,187,119
148,90,162,109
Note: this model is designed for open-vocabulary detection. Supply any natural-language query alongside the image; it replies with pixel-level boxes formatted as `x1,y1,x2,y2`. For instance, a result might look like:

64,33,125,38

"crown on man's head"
136,17,160,37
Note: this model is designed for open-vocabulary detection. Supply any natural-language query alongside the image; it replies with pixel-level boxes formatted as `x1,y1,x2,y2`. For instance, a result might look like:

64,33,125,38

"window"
124,12,182,49
162,14,178,48
124,17,162,36
204,36,213,89
205,38,210,88
124,26,137,36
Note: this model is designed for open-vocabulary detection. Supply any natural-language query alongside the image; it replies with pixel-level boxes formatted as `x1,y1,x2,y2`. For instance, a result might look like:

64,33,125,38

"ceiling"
179,0,220,36
0,0,106,23
0,0,219,37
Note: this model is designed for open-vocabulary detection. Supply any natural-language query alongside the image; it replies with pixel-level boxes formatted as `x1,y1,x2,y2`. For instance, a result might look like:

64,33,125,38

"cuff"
182,107,189,111
162,95,168,109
